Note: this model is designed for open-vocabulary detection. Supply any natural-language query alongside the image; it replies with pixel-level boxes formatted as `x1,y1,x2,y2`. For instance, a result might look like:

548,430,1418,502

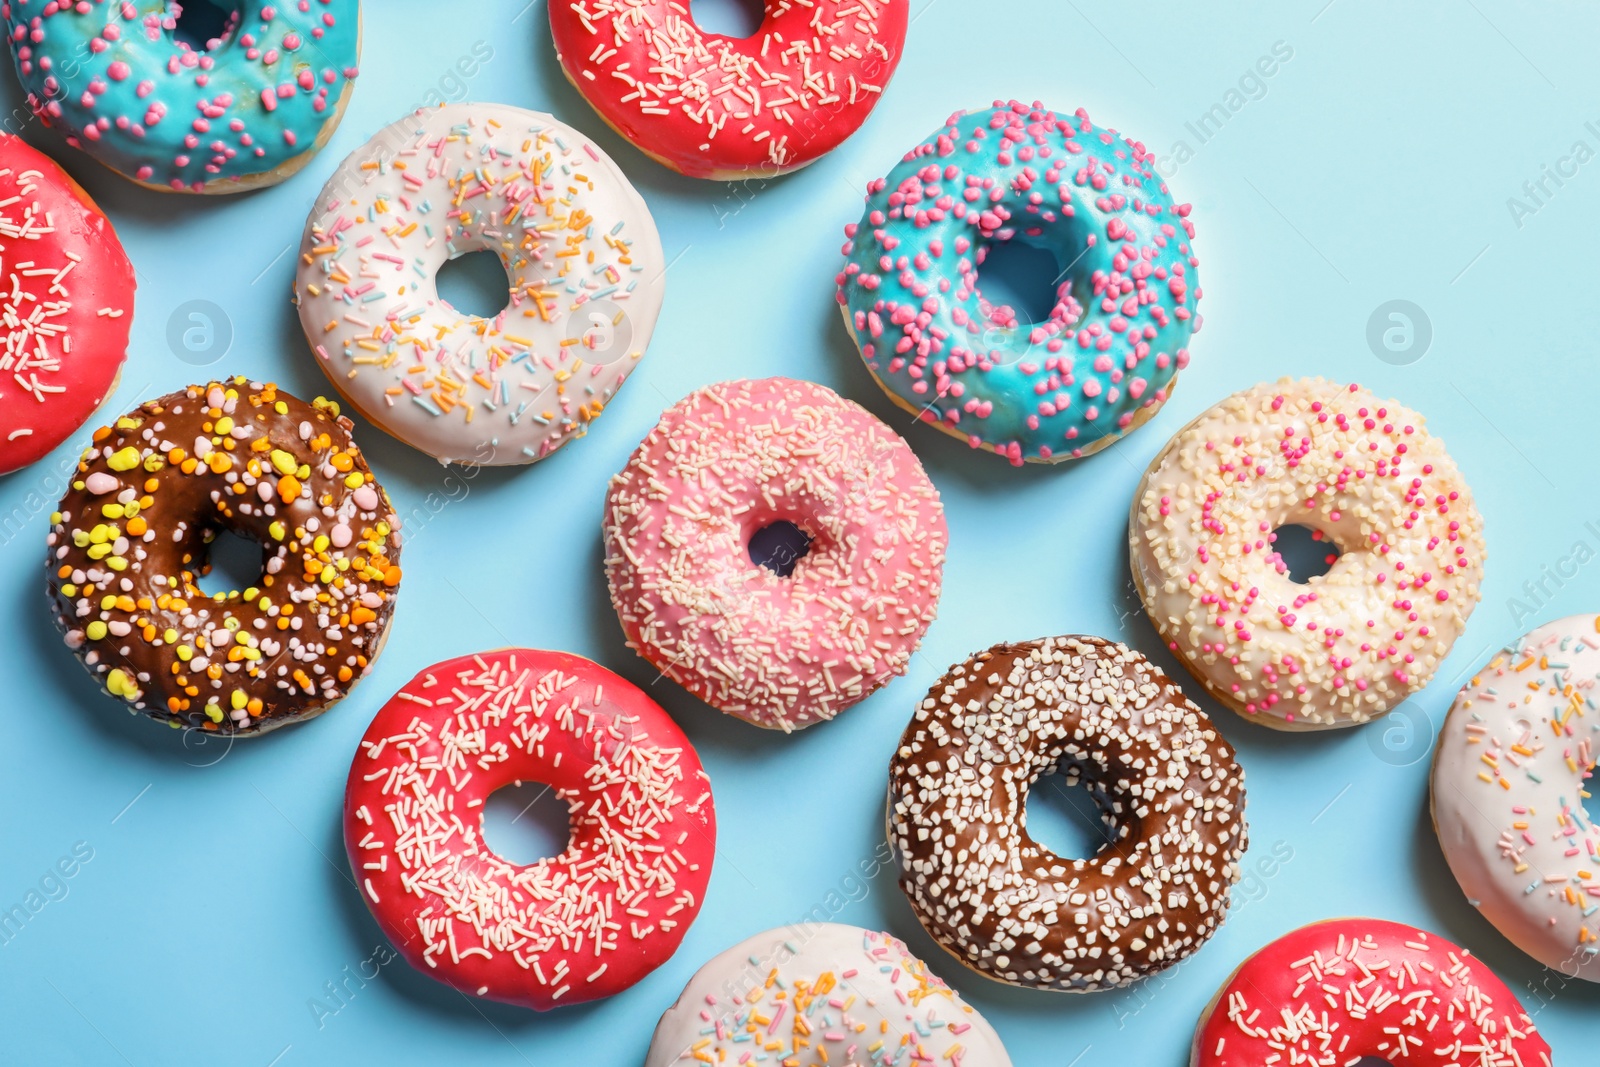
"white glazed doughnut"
1431,614,1600,981
644,923,1012,1067
1130,378,1486,730
293,103,665,465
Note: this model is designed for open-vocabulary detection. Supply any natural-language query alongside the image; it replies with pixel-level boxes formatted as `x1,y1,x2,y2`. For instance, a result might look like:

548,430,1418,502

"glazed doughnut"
2,0,360,193
550,0,907,179
343,648,716,1010
645,923,1012,1067
1130,378,1486,730
837,100,1200,465
888,635,1247,991
294,103,665,466
1432,614,1600,981
0,132,134,475
46,378,402,734
1191,918,1552,1066
603,377,946,732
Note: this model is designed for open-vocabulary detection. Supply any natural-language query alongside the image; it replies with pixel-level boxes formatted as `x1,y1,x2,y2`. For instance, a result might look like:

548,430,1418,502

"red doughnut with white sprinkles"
344,648,716,1010
0,132,133,475
550,0,907,179
1192,918,1552,1066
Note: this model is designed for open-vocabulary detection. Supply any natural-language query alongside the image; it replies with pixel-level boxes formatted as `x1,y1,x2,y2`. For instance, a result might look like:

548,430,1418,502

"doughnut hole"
170,0,244,51
691,0,767,38
481,780,574,866
973,240,1062,325
435,249,512,322
1353,1060,1396,1067
1023,759,1139,861
748,519,813,578
1269,523,1341,584
192,526,266,598
969,228,1090,367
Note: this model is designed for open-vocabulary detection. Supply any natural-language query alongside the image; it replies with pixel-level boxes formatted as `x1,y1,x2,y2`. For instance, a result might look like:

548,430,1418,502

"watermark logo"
1365,299,1431,366
0,841,94,948
167,300,233,366
563,299,634,366
307,943,397,1030
1366,700,1433,766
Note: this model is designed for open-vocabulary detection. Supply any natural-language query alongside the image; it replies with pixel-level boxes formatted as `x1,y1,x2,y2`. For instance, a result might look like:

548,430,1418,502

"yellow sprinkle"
270,449,298,475
106,446,140,471
105,668,136,698
85,621,108,641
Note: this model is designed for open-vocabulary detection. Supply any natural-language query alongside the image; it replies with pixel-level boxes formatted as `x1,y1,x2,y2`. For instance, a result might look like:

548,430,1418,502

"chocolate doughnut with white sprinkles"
888,635,1247,991
46,378,402,734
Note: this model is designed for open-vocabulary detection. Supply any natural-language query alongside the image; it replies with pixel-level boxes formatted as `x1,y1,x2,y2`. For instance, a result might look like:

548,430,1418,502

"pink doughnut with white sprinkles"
343,648,716,1010
1192,918,1552,1066
603,377,947,732
1130,378,1486,730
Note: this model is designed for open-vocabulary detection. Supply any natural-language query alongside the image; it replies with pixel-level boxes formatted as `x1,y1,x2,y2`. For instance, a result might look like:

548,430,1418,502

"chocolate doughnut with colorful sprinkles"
837,100,1200,465
2,0,360,193
46,378,402,734
344,648,716,1010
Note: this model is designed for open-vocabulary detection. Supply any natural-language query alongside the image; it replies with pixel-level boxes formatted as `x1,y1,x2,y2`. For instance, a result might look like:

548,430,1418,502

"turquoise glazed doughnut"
837,100,1201,465
1,0,360,193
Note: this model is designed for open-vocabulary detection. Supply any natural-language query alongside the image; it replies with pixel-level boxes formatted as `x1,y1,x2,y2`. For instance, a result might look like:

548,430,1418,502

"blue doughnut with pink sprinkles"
2,0,360,193
836,99,1201,465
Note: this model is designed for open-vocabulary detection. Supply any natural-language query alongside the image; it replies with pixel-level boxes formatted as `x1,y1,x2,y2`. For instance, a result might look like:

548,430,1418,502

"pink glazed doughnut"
603,378,947,732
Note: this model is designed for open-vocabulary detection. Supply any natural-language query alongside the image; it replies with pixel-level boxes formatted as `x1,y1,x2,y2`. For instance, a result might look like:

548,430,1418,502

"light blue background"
1,1,1596,1063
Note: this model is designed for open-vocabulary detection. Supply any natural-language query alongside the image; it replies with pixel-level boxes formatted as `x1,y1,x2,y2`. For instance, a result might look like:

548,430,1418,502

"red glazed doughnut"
344,648,717,1010
1192,918,1552,1066
0,132,133,475
549,1,908,179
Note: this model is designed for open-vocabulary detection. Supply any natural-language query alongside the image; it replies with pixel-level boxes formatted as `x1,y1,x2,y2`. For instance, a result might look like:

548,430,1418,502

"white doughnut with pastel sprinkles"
1432,614,1600,980
645,924,1012,1067
294,103,665,465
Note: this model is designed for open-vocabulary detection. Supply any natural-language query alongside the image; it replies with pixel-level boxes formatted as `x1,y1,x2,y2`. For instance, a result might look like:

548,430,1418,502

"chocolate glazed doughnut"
888,635,1247,991
46,379,403,735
